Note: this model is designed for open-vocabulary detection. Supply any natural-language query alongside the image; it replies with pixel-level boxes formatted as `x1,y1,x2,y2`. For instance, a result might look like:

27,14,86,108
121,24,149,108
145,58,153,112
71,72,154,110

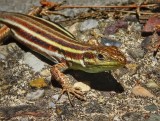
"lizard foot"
57,85,86,106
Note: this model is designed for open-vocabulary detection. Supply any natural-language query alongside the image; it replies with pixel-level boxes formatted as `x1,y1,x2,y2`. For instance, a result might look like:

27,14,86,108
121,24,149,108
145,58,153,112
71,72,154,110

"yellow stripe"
27,14,76,40
22,14,87,48
12,29,64,63
39,17,75,39
5,18,85,54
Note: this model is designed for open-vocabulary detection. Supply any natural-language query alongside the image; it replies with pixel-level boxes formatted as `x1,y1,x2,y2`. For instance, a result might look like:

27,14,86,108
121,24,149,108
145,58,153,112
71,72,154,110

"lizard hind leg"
28,0,64,16
0,1,45,45
0,26,11,44
39,0,67,17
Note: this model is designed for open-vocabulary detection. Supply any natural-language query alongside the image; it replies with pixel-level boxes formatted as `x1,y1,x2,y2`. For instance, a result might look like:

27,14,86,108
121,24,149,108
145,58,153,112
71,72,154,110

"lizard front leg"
51,62,85,105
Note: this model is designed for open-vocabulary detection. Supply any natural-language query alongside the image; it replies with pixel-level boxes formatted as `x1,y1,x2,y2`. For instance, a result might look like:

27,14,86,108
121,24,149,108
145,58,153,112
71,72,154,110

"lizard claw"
57,85,86,106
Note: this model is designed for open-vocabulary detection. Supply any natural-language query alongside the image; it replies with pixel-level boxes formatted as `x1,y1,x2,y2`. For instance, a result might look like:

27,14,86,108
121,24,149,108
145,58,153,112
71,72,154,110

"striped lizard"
0,0,126,104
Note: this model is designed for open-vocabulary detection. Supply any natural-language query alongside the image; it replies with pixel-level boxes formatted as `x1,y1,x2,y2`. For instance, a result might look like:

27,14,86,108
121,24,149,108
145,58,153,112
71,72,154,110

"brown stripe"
16,28,57,51
19,13,86,47
14,28,84,62
0,12,89,64
29,15,76,39
12,12,76,40
12,27,63,63
4,14,89,50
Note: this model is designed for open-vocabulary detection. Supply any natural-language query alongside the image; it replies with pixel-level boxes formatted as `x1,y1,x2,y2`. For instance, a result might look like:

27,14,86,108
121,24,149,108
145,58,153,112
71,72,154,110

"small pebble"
146,80,160,89
128,48,144,59
40,69,51,77
19,117,29,121
0,54,6,60
141,36,151,52
90,29,102,39
49,102,56,109
144,104,158,111
52,94,59,100
80,19,98,32
0,45,9,58
124,15,138,22
87,39,99,46
74,82,90,92
131,85,155,98
122,112,143,121
68,22,79,36
101,37,122,47
63,9,77,18
17,89,26,95
26,89,44,100
78,34,90,43
151,57,158,66
52,94,68,102
131,22,142,32
125,63,138,75
98,96,105,103
145,114,160,121
7,42,18,52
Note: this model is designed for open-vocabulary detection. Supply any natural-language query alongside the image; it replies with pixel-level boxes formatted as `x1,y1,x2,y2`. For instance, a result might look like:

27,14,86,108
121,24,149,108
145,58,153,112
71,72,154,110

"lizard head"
81,46,126,73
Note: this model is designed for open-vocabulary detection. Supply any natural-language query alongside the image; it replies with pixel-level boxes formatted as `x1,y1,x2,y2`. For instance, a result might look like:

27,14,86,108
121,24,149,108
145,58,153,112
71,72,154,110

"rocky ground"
0,0,159,121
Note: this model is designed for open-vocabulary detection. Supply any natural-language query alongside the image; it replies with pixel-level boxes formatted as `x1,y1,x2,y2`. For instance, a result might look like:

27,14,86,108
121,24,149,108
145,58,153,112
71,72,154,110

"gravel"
0,0,159,121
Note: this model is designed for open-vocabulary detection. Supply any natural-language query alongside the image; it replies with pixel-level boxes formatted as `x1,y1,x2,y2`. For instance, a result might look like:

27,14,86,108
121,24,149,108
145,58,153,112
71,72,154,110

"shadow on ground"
52,70,124,93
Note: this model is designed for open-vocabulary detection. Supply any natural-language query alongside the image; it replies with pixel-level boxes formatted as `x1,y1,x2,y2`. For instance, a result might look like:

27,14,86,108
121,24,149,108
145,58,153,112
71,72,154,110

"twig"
116,10,160,15
58,4,158,9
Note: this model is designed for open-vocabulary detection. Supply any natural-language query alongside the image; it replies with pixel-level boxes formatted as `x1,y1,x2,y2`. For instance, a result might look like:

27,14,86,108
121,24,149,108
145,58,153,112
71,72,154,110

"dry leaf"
29,78,48,88
143,16,160,33
132,85,155,98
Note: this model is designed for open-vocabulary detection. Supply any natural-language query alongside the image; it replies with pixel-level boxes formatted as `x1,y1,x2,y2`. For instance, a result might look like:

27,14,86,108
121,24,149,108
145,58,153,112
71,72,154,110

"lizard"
0,0,126,104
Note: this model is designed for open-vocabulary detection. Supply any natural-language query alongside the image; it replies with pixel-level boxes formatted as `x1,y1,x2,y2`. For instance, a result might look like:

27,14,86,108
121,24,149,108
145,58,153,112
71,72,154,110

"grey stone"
52,94,68,102
101,37,122,47
20,117,29,121
26,89,44,100
128,48,145,59
0,54,6,60
23,52,47,72
144,104,158,112
80,19,98,32
146,114,160,121
122,112,143,121
49,102,56,108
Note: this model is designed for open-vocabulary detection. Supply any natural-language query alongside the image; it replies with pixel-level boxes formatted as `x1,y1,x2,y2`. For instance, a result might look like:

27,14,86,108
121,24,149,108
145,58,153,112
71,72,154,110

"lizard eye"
97,54,105,60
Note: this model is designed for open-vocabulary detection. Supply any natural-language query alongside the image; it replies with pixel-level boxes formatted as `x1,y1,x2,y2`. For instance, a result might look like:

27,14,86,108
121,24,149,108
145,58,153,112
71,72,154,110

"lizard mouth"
84,62,125,73
97,61,125,67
